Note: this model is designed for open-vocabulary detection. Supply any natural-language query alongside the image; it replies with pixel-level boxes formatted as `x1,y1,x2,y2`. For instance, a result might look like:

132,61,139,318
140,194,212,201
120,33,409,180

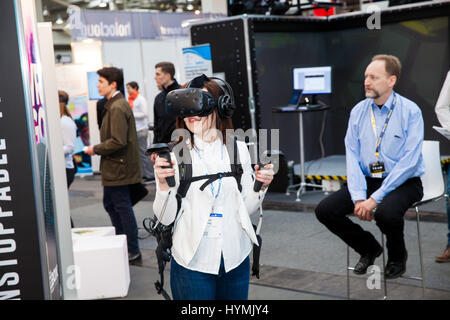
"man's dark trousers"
103,185,140,255
315,177,423,261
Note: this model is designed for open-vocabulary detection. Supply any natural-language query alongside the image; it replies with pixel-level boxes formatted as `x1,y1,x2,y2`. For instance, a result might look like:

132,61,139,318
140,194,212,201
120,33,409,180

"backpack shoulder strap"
175,137,244,200
173,144,192,199
226,136,244,192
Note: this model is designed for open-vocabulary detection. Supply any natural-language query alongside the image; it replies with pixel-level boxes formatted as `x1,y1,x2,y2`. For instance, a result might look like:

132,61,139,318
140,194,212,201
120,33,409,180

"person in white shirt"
126,81,154,183
434,70,450,263
58,90,77,227
153,77,274,300
58,90,77,187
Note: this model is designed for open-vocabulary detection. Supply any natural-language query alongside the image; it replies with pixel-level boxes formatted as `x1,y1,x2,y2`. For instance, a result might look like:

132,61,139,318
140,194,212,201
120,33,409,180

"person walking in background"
84,67,142,264
126,81,154,183
58,90,77,227
434,70,450,263
153,61,180,144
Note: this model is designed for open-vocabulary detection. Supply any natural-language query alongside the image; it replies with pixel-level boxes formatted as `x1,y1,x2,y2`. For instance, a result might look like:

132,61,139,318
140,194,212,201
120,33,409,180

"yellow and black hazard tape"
301,158,450,181
303,175,347,181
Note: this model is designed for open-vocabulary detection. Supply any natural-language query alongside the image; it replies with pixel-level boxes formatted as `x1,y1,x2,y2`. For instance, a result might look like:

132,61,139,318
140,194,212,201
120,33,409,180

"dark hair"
371,54,402,81
58,90,69,104
97,67,124,91
58,90,72,118
155,62,175,79
176,79,234,148
126,81,139,90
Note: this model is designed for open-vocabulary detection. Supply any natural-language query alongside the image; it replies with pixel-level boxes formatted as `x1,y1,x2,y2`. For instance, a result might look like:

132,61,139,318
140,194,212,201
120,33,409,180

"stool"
346,206,427,300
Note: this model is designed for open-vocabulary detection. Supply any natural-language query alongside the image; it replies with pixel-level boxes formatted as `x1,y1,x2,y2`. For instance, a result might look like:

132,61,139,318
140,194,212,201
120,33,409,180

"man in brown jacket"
85,67,142,263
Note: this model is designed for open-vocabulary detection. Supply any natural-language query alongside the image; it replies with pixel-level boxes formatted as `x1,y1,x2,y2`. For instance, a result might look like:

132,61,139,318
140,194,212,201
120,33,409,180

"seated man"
315,54,424,279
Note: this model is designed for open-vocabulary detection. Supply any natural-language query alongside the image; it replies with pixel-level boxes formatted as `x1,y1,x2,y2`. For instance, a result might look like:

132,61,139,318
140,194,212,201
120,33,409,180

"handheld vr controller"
254,161,271,192
146,143,175,188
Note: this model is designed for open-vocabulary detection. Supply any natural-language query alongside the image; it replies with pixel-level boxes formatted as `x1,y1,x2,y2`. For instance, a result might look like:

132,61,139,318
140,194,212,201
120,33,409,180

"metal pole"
243,16,258,162
381,234,387,300
347,245,350,300
416,207,426,298
296,112,305,201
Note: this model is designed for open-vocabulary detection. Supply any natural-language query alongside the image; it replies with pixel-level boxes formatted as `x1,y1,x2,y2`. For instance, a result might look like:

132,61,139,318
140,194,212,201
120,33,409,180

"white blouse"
60,115,77,169
153,136,267,275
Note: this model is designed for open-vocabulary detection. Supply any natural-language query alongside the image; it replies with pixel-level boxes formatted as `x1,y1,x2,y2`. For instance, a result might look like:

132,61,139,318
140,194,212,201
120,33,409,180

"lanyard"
370,93,397,159
194,143,224,207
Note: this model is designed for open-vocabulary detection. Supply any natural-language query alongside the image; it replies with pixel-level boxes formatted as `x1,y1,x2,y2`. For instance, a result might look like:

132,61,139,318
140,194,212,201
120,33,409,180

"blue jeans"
170,256,250,300
446,169,450,246
103,185,140,254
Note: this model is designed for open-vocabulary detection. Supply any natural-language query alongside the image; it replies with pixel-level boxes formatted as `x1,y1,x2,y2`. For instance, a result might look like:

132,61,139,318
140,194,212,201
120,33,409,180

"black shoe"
353,246,383,275
128,252,142,265
384,252,407,279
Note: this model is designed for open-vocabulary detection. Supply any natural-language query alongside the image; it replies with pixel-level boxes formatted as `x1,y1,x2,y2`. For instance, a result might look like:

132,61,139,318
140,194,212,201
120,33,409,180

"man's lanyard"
370,93,397,159
193,143,224,208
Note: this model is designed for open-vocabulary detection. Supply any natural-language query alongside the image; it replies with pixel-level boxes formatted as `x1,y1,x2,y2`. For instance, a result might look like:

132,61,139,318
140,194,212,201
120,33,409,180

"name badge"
204,212,223,239
369,161,385,178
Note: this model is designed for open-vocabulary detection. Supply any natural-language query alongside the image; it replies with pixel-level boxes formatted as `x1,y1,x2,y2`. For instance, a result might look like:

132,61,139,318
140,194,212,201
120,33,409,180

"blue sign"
183,44,213,81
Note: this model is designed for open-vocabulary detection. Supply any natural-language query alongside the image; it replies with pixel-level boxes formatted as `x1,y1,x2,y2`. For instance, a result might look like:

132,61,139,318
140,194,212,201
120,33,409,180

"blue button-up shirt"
344,91,425,203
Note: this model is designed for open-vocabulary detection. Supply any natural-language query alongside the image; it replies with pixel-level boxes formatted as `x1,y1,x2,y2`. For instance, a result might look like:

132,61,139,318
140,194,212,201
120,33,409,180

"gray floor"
69,175,450,300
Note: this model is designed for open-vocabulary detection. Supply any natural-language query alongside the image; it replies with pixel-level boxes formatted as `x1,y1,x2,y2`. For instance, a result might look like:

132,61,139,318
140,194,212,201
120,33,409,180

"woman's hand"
254,163,275,189
154,156,176,191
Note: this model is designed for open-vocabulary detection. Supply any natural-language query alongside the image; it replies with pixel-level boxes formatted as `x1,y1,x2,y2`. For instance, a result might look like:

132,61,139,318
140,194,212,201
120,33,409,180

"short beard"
365,89,380,100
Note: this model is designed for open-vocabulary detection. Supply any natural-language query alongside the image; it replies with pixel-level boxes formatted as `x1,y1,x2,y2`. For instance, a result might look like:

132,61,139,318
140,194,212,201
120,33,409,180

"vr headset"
165,74,236,119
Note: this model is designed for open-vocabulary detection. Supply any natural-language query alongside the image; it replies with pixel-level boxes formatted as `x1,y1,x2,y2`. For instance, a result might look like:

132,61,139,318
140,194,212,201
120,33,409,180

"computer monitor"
293,66,332,95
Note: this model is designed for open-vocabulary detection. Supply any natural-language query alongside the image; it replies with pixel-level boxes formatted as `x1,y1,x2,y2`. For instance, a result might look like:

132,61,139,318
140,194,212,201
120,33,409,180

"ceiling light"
56,15,64,24
43,6,50,17
194,9,200,14
186,4,194,10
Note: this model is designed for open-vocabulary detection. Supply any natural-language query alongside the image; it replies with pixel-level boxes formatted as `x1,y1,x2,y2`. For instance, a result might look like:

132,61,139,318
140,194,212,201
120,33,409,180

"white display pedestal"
72,227,130,300
72,226,116,241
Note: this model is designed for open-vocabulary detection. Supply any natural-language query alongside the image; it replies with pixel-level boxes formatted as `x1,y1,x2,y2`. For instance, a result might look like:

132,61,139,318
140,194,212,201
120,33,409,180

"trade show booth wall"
191,1,450,163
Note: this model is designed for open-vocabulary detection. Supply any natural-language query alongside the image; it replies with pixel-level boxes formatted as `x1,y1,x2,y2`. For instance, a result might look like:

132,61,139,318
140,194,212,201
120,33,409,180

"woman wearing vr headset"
152,75,274,300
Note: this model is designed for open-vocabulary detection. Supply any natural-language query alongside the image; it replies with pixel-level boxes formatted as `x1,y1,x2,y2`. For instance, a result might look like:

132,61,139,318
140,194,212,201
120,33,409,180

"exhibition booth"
190,1,450,163
1,0,449,300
